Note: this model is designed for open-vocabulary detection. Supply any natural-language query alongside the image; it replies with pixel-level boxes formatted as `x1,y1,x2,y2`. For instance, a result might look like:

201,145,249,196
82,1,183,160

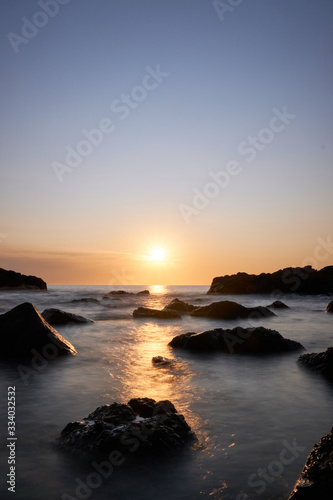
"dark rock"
207,266,333,295
42,308,94,325
163,298,197,314
70,298,99,303
0,303,76,360
105,290,129,296
190,300,275,320
133,307,181,319
169,326,304,354
326,301,333,313
136,290,150,295
58,398,196,460
0,267,47,290
288,428,333,499
298,348,333,379
152,356,176,366
267,300,290,309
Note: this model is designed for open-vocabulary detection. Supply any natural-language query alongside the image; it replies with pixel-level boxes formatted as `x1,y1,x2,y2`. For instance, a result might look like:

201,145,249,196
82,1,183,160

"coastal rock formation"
0,302,76,360
70,298,99,303
152,356,176,366
169,327,304,354
288,428,333,499
104,290,150,298
267,300,290,309
58,398,196,460
0,267,47,290
190,300,275,320
207,266,333,295
137,290,150,295
298,348,333,379
326,301,333,313
163,298,197,314
133,307,181,319
42,308,94,326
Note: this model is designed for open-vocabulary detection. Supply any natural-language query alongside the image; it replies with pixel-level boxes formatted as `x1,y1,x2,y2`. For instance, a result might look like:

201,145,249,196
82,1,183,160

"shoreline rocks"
288,428,333,499
207,266,333,295
41,308,94,326
0,267,47,291
298,348,333,379
326,301,333,313
0,302,77,361
169,326,304,354
163,298,197,314
267,300,290,309
58,398,196,460
190,300,275,320
133,307,181,319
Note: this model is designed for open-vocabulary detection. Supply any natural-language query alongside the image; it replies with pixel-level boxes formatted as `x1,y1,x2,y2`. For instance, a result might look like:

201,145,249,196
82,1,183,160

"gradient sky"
1,0,332,285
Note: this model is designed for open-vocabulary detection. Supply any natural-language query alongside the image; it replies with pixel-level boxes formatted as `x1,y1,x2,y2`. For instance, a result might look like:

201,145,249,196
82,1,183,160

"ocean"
0,285,332,500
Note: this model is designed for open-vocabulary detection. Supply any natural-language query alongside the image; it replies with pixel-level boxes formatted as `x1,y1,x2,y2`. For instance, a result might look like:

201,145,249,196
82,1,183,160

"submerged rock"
133,307,181,319
0,267,47,290
163,298,197,314
104,290,150,298
70,298,99,303
152,356,176,366
298,348,333,379
136,290,150,295
326,301,333,313
288,428,333,499
0,302,77,360
207,266,333,295
267,300,290,309
42,308,94,325
58,398,196,460
169,326,304,354
190,300,275,320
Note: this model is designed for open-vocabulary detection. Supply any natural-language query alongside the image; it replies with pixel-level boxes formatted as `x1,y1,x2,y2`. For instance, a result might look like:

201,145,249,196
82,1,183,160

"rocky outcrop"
58,398,196,460
137,290,150,295
133,307,181,319
326,301,333,313
190,300,275,320
152,356,176,366
298,348,333,379
0,303,76,360
163,298,197,314
169,327,304,354
70,298,99,303
41,308,94,326
0,267,47,290
207,266,333,295
266,300,290,309
104,290,150,298
288,428,333,499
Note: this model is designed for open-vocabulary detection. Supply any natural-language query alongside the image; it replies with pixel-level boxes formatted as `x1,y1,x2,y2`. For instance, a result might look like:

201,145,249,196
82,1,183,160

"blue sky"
0,0,332,284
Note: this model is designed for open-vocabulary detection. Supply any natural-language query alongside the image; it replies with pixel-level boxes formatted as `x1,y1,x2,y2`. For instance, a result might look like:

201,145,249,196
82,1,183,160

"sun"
148,246,166,262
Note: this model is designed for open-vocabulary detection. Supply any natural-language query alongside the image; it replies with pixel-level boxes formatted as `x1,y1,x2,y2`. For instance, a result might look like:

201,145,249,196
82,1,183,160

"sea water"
0,285,332,500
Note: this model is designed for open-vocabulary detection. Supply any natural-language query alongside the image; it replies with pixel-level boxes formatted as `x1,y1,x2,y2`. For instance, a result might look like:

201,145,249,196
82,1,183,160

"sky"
0,0,332,285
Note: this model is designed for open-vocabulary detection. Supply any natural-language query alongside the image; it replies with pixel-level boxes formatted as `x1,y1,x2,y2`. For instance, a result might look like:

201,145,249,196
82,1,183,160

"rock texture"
288,428,333,499
267,300,290,309
58,398,196,460
42,308,94,326
163,298,197,314
133,307,181,319
298,348,333,379
169,327,304,354
0,267,47,290
0,302,76,360
207,266,333,295
190,300,275,320
326,301,333,313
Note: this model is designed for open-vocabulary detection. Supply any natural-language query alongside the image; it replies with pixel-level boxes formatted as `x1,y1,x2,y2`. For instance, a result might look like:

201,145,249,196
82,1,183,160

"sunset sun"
148,246,166,262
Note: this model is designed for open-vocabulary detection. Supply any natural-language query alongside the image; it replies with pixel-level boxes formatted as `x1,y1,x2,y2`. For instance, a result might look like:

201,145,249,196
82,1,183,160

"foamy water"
0,286,332,500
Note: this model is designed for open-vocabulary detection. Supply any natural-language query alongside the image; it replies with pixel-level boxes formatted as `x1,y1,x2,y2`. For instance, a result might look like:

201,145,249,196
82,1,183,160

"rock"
190,300,275,320
152,356,176,366
298,348,333,379
0,303,77,360
103,290,150,298
169,326,304,354
136,290,150,295
267,300,290,309
70,298,99,303
288,428,333,499
0,267,47,290
58,398,196,460
41,308,94,326
133,307,181,319
207,266,333,295
163,298,197,314
326,301,333,313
